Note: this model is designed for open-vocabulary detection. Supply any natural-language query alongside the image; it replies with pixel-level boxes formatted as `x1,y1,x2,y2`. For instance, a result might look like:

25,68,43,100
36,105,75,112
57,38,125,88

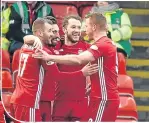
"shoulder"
103,38,116,48
78,40,91,48
43,47,52,55
94,37,116,50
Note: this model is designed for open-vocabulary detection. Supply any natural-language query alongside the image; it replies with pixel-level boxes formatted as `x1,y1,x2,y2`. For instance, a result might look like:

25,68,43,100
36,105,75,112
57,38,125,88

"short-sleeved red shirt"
88,36,119,100
55,41,91,100
10,44,46,109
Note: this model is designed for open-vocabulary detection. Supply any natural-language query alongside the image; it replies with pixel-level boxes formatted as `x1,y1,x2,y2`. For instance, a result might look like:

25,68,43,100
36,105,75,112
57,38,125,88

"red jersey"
55,41,91,100
11,45,84,107
88,36,119,100
10,44,46,109
39,46,55,101
41,45,85,101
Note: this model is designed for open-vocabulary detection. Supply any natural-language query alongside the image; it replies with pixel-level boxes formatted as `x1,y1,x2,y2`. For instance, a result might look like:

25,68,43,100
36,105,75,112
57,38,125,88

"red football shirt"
10,44,46,109
11,44,84,108
55,41,91,100
88,36,119,100
40,46,84,101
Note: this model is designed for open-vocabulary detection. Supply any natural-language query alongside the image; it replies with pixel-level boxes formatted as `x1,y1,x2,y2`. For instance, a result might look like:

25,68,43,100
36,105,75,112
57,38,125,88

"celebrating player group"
10,13,119,122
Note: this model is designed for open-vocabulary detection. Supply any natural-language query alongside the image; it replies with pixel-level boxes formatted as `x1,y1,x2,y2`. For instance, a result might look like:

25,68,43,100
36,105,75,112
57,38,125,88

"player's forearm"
49,55,83,65
23,35,36,44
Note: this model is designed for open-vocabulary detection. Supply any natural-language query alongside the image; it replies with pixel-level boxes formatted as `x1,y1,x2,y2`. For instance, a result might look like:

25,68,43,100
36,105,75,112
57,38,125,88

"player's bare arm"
33,49,95,65
23,35,43,49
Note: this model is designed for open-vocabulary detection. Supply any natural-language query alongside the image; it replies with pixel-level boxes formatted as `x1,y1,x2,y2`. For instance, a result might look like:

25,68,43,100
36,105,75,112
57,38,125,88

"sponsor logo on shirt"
90,45,98,50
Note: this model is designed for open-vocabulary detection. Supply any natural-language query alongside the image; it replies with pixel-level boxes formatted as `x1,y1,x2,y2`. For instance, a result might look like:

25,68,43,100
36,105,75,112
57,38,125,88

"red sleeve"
88,42,107,60
41,46,84,82
41,61,84,82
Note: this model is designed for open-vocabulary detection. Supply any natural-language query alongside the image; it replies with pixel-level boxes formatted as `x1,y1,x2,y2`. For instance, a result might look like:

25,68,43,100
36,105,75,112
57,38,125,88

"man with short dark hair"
33,13,120,122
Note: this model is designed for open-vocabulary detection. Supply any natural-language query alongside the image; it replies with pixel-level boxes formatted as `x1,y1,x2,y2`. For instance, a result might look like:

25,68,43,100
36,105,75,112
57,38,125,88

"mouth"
52,37,60,42
72,33,80,38
51,37,60,45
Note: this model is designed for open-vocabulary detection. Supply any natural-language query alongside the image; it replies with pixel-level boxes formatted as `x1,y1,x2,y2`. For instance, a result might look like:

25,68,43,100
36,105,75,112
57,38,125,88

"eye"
78,26,81,29
53,30,57,34
48,29,52,32
71,26,76,29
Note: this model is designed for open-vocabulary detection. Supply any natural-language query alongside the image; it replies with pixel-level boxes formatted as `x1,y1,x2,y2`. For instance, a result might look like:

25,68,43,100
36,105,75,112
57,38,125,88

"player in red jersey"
52,15,91,122
38,16,60,122
24,15,92,121
10,18,98,122
24,17,97,121
33,13,120,122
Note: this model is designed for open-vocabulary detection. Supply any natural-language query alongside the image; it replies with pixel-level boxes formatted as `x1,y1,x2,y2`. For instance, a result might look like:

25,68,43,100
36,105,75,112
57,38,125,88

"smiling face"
42,22,54,45
63,18,82,43
50,24,60,46
32,18,54,45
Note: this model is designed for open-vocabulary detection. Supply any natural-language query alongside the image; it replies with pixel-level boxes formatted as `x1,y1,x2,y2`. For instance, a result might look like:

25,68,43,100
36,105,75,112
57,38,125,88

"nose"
50,32,54,37
75,27,81,33
56,32,60,38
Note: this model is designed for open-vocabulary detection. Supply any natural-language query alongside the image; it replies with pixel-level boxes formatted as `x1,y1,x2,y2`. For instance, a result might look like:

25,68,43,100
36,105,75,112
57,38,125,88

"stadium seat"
117,52,127,75
81,6,92,18
50,4,78,35
118,96,138,121
51,4,78,18
2,92,12,113
12,70,18,88
2,70,13,89
11,49,20,88
1,49,11,72
117,75,134,97
77,1,95,8
116,118,137,122
12,49,20,72
0,101,5,122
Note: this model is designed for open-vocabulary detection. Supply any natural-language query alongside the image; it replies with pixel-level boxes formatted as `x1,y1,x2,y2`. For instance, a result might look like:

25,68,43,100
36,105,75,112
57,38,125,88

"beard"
67,32,80,43
48,37,60,47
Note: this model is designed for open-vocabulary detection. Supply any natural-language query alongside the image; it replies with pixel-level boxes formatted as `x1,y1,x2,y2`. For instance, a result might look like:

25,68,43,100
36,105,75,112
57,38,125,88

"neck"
34,34,44,46
93,31,107,42
64,35,77,46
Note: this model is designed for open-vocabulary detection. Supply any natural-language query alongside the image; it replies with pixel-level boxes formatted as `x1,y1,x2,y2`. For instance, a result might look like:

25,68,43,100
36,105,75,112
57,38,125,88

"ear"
92,24,97,31
38,30,43,37
63,27,67,33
